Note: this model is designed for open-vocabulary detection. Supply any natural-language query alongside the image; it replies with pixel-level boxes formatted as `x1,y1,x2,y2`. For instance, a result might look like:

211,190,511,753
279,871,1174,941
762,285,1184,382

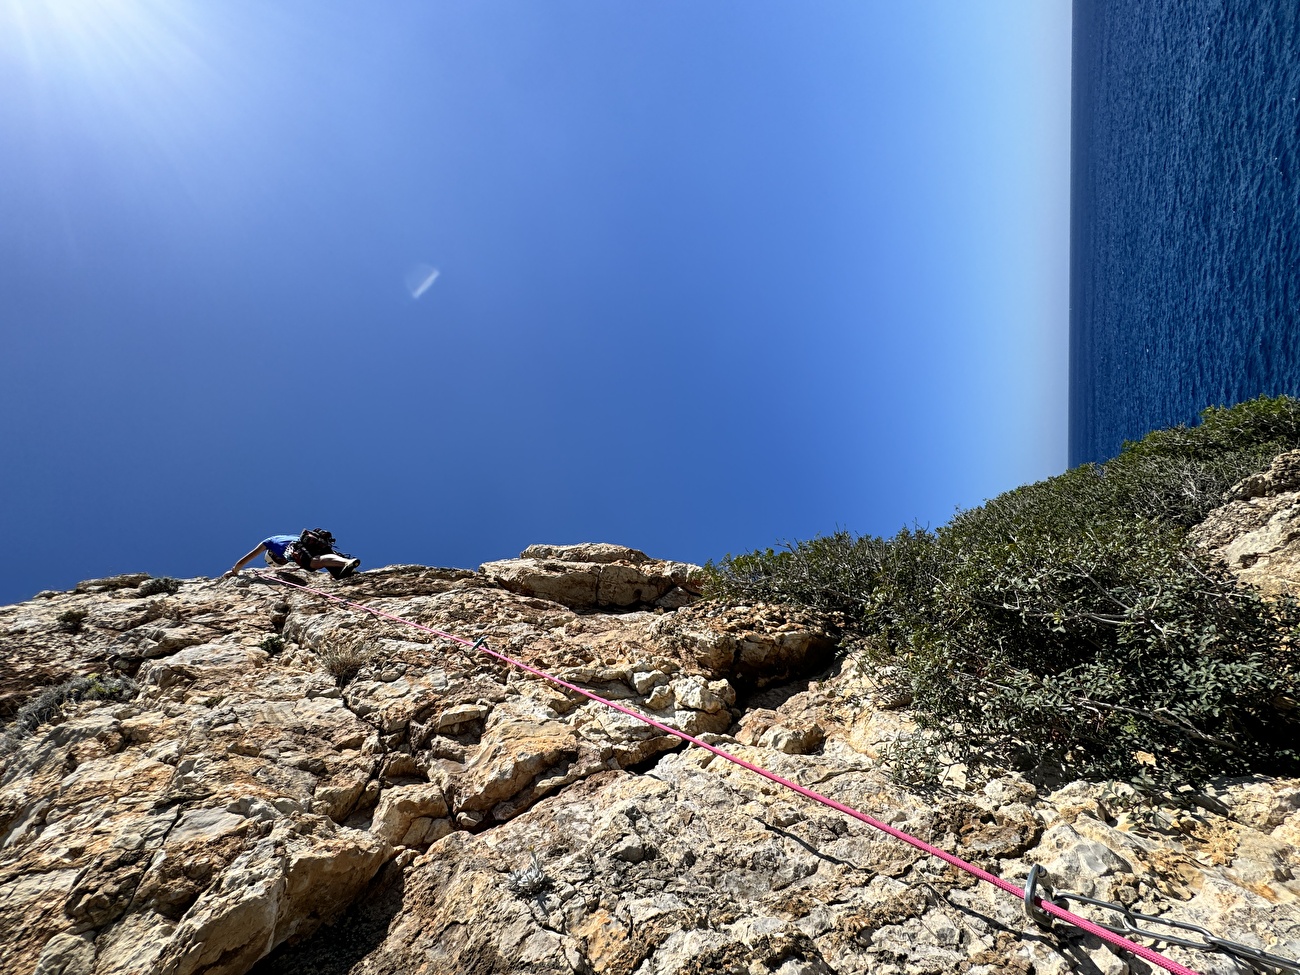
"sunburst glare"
1,0,250,217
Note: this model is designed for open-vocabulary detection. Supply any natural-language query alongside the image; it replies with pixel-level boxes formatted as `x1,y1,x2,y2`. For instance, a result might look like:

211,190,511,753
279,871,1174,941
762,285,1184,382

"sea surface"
1070,0,1300,467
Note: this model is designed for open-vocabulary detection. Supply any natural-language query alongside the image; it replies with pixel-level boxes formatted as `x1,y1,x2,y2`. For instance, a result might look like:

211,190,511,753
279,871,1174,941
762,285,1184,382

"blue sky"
0,1,1071,604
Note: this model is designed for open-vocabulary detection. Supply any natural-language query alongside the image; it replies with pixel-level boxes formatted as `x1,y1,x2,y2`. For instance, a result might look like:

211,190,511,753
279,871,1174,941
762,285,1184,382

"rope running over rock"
255,569,1204,975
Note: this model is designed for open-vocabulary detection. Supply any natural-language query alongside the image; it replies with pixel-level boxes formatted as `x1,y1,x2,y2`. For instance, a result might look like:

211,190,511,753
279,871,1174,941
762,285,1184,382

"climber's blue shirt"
262,535,298,558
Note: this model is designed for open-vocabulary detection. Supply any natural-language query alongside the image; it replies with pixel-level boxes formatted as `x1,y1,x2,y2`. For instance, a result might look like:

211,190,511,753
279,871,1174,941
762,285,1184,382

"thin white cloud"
405,263,440,299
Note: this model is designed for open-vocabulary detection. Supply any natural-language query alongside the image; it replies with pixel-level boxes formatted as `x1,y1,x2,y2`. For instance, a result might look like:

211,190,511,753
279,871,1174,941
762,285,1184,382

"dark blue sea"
1069,0,1300,467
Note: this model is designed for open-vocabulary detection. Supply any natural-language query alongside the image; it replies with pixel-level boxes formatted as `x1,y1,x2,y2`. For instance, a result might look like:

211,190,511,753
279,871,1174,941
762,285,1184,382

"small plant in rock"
319,634,378,686
137,577,181,597
259,635,285,655
507,852,550,898
54,609,89,634
1,675,139,756
878,733,947,792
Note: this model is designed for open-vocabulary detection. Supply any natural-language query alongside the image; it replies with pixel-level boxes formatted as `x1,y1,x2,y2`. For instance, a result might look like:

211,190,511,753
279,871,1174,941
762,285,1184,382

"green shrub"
906,518,1299,786
708,396,1300,789
259,635,285,655
706,527,936,653
137,577,181,597
1094,394,1300,527
54,609,89,634
1,675,139,756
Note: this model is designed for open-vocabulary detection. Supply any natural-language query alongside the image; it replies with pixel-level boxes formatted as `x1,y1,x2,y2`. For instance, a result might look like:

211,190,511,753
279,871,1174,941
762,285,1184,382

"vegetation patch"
707,397,1300,790
319,634,379,686
1,675,140,756
137,577,181,597
259,635,285,655
507,852,551,898
54,609,89,634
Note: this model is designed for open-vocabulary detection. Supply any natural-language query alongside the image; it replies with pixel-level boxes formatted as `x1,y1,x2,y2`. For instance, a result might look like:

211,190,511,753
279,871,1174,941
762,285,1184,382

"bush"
707,396,1300,789
1,675,139,756
908,517,1299,786
54,609,89,634
137,577,181,597
259,635,285,655
319,635,378,686
706,527,936,654
1094,394,1300,527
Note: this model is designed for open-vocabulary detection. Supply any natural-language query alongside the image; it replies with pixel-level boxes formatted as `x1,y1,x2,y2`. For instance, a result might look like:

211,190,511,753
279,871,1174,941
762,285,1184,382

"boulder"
480,544,704,610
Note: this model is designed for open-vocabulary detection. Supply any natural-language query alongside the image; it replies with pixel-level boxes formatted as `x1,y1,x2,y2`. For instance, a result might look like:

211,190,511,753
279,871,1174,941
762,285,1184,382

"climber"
222,529,360,580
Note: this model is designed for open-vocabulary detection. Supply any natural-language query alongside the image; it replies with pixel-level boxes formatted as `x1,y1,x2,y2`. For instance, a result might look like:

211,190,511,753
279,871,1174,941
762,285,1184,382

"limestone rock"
649,602,837,686
480,544,704,610
1227,449,1300,501
371,784,451,846
1,545,1297,975
1191,449,1300,596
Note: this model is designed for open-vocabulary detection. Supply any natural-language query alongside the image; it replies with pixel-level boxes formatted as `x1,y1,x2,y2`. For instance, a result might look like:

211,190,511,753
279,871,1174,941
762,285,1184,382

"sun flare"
4,0,200,76
2,0,235,193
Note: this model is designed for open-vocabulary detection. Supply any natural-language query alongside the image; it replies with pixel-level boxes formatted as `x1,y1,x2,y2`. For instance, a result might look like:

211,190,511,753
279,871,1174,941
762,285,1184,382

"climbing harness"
254,570,1298,975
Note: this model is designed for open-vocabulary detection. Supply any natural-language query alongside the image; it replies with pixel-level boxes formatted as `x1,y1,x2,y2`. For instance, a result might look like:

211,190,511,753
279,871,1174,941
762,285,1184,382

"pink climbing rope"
255,570,1203,975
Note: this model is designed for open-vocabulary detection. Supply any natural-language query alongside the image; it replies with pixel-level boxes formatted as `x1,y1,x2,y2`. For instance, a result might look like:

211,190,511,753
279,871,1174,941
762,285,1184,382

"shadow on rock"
250,860,406,975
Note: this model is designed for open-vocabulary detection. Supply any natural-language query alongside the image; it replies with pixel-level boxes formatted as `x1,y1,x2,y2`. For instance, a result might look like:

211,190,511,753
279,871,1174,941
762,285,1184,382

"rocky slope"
1190,448,1300,598
0,540,1297,975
